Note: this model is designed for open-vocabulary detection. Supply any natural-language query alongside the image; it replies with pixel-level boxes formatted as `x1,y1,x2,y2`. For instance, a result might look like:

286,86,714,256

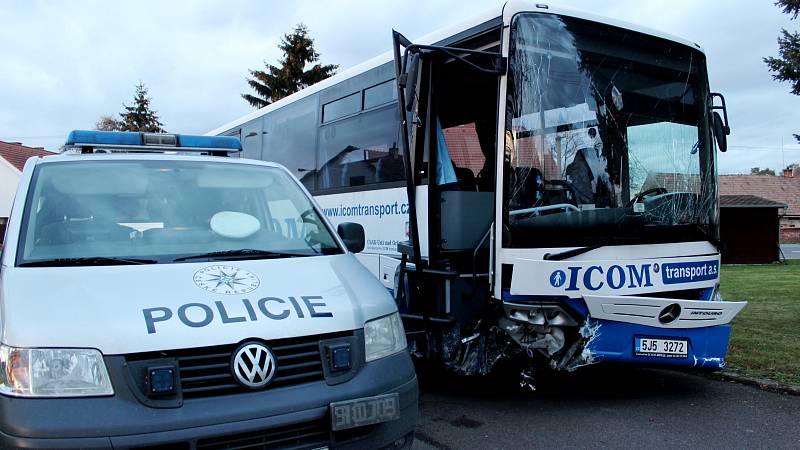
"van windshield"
16,159,342,266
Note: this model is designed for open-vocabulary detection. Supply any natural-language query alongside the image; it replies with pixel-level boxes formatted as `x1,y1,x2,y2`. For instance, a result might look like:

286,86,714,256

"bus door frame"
392,30,506,337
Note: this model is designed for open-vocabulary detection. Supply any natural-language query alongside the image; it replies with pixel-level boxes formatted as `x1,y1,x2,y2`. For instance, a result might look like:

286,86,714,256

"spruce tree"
118,83,165,132
242,24,337,108
765,0,800,141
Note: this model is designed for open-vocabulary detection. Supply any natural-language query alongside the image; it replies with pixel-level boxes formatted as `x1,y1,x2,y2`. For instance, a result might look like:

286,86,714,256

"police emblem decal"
193,265,260,295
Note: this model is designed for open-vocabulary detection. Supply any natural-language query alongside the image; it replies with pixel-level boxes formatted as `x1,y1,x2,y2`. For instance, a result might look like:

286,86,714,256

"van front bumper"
0,350,418,449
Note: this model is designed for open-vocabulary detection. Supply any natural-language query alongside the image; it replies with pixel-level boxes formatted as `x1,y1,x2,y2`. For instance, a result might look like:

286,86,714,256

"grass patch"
721,261,800,385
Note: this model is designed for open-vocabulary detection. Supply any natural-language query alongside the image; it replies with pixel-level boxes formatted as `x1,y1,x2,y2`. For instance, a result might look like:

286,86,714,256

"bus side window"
316,106,402,190
261,96,318,191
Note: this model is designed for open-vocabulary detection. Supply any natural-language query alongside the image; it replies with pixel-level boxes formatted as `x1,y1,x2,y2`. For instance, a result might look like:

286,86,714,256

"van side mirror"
337,222,365,253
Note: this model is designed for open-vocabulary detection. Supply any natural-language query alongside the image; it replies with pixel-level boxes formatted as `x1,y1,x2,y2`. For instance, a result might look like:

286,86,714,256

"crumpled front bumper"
579,319,734,369
577,294,745,369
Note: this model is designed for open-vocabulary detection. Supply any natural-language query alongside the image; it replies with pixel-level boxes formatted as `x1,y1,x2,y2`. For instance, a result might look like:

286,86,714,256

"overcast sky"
1,0,798,173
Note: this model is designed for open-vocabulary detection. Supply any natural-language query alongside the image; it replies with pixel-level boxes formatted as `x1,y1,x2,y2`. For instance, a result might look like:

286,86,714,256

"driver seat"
510,167,545,210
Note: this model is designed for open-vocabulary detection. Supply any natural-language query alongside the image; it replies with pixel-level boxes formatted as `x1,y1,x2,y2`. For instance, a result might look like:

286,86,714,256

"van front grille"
126,331,351,399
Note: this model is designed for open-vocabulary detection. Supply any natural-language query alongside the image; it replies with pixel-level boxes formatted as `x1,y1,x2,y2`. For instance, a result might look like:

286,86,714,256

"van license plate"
330,393,400,431
635,337,688,358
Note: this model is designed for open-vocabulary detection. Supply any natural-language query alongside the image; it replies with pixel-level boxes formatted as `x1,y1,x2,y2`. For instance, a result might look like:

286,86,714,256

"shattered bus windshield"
504,13,717,248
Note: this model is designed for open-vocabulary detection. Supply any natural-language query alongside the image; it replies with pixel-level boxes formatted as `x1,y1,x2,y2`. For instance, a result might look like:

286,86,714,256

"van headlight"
0,345,114,397
364,312,407,362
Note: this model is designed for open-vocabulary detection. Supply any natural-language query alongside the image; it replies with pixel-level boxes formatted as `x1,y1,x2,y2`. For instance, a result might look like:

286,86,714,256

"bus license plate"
635,337,688,358
330,393,400,431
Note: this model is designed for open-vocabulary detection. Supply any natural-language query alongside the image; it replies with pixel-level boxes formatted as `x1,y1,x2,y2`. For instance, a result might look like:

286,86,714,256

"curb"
704,370,800,396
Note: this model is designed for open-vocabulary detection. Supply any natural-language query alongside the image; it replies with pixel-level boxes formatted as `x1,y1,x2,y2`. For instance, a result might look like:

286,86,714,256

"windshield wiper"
543,245,605,261
18,256,157,267
173,249,315,263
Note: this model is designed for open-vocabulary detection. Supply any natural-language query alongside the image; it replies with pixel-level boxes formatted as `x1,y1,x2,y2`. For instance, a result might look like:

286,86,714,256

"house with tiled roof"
720,174,800,242
0,141,55,227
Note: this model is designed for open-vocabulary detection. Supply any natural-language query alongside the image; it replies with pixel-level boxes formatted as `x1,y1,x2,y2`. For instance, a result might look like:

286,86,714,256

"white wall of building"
0,159,21,218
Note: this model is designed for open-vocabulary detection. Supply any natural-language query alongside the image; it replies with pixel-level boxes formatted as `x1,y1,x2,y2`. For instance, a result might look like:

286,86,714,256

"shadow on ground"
412,361,800,449
416,359,707,401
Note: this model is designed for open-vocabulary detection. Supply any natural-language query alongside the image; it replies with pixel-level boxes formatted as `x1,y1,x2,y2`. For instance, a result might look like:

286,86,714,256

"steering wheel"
626,187,668,208
299,209,317,224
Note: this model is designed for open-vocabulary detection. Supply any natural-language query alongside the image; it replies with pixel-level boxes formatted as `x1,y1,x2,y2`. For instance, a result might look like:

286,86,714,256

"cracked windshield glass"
504,13,718,248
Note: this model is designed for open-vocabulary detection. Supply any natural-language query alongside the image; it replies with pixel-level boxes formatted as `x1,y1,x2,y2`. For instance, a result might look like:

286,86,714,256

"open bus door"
392,30,507,368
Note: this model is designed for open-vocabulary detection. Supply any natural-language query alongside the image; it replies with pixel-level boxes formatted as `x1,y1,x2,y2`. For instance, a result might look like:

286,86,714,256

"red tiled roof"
442,124,486,176
0,141,54,172
720,175,800,217
720,195,787,208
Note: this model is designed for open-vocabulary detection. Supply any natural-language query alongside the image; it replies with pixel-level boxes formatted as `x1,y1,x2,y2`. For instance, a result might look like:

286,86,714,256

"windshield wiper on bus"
18,256,158,267
543,245,605,261
172,248,317,263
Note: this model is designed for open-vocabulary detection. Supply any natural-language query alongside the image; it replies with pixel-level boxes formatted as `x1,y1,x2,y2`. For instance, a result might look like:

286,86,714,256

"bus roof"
206,0,703,137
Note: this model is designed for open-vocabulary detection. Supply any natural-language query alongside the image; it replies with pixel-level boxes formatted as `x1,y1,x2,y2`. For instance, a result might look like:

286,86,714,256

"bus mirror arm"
710,93,730,152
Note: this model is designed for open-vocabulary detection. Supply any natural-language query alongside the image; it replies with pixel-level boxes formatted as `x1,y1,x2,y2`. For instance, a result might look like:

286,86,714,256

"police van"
0,130,418,449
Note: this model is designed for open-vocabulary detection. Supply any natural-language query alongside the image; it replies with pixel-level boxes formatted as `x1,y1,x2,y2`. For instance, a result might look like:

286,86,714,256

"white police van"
0,131,418,449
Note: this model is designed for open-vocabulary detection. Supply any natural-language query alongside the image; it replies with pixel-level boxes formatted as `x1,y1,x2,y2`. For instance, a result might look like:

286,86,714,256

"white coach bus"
210,1,745,386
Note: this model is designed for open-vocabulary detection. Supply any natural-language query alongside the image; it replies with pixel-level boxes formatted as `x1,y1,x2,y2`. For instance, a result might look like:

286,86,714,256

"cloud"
0,0,798,172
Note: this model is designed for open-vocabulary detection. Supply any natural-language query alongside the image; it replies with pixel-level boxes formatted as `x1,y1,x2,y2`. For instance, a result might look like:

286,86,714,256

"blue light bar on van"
63,130,242,154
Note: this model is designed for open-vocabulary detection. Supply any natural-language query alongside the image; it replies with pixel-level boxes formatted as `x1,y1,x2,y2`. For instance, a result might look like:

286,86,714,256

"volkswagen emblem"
231,342,277,389
658,303,682,324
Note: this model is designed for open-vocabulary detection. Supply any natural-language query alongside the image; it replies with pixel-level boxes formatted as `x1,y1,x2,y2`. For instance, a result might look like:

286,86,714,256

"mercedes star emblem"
658,303,682,324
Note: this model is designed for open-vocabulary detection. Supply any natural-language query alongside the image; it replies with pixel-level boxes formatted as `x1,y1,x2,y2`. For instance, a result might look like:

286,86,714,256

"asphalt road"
411,365,800,450
781,244,800,260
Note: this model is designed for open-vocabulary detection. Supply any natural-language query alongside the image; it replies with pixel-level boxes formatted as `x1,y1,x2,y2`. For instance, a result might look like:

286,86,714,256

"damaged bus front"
210,1,746,388
392,3,745,386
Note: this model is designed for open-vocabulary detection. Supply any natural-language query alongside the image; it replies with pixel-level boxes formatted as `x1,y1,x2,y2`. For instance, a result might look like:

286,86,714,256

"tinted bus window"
262,96,318,189
363,80,397,110
322,92,360,123
316,106,403,190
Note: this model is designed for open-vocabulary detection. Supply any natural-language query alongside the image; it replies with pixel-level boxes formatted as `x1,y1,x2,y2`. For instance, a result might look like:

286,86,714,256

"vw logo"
231,342,277,389
658,303,682,324
194,265,260,295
